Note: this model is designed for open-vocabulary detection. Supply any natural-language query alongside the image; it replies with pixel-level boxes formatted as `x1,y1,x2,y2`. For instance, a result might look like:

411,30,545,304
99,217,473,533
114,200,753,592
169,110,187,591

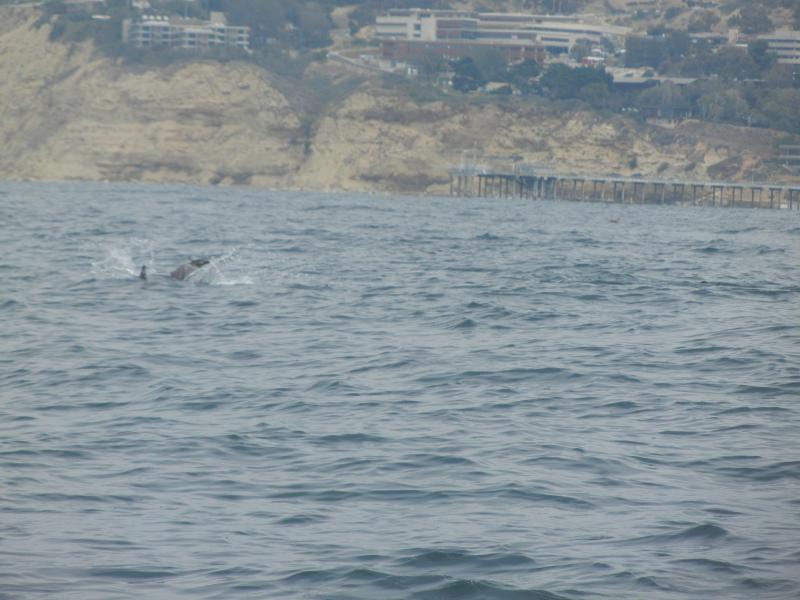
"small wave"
671,558,744,574
350,358,416,374
736,576,799,591
315,433,387,444
603,571,675,591
416,367,577,386
403,453,477,468
715,406,790,416
397,549,535,569
465,301,487,309
181,399,222,411
600,400,638,410
229,299,259,308
276,514,327,525
413,579,570,600
674,344,730,354
0,299,23,310
733,384,786,396
227,350,262,361
755,245,785,255
280,566,443,591
87,567,178,580
453,318,477,329
75,363,150,382
30,492,142,504
208,566,263,577
717,226,759,234
305,378,362,394
694,239,735,254
628,523,728,545
492,487,594,508
717,461,800,482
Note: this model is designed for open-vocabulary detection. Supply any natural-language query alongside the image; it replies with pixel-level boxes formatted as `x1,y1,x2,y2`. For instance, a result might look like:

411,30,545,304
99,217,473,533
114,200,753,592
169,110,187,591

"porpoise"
169,258,210,280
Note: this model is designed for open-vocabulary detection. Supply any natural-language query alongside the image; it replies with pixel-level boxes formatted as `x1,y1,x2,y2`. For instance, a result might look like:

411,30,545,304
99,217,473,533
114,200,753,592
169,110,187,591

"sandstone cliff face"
0,7,303,186
300,90,787,192
0,6,793,193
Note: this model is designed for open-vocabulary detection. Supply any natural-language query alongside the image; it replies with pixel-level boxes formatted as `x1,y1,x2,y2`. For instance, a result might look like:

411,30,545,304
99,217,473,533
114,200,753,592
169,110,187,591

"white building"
374,9,630,54
757,30,800,64
122,12,250,51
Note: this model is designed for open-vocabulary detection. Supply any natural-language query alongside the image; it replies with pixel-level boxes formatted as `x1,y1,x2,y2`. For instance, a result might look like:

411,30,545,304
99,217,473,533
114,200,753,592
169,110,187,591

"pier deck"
448,166,800,210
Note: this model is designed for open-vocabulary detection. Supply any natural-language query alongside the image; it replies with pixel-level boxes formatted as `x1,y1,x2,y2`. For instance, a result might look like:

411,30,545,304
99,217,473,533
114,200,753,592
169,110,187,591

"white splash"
187,247,255,286
91,242,260,285
90,239,156,279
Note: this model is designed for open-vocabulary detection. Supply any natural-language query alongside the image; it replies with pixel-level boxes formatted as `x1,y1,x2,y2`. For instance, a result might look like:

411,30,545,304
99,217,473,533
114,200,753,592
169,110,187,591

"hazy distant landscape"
1,0,799,190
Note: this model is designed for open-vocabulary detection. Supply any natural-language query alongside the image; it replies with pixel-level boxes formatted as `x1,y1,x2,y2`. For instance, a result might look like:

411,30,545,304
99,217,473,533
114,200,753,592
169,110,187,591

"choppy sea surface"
1,182,799,600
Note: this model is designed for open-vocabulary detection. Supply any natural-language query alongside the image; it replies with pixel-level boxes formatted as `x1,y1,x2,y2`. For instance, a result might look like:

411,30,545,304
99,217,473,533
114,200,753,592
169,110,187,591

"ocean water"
1,182,799,600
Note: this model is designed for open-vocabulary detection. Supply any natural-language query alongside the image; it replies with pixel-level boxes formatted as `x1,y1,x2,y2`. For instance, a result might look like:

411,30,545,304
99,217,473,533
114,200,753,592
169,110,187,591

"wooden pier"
448,165,800,210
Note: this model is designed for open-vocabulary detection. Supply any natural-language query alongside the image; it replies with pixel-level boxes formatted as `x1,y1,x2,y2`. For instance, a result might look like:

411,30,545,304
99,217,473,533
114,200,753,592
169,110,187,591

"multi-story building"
380,39,547,65
374,8,630,55
757,30,800,64
122,12,250,51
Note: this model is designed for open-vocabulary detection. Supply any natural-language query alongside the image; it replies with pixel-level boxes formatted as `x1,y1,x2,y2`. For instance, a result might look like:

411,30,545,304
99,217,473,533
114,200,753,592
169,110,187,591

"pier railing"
448,165,800,210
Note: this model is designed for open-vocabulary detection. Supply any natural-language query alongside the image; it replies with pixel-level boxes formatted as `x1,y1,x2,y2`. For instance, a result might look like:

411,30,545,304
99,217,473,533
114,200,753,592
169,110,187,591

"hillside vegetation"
1,5,797,191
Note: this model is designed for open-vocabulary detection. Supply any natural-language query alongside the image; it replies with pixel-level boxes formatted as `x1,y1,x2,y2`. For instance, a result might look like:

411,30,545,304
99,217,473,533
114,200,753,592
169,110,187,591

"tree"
711,47,760,80
569,38,593,61
678,45,762,80
751,88,800,133
540,64,612,99
664,7,684,21
729,6,773,35
687,10,719,33
748,39,777,73
763,63,797,87
472,48,509,83
666,30,691,61
625,36,667,68
635,82,690,118
218,0,332,50
288,3,332,49
697,84,749,123
415,50,445,82
507,59,541,92
577,82,613,110
675,41,716,77
219,0,287,48
451,57,484,92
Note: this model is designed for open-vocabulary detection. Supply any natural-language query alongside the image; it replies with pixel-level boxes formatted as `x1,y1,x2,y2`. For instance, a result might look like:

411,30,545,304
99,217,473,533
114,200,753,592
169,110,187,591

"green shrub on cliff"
212,0,332,50
540,64,612,100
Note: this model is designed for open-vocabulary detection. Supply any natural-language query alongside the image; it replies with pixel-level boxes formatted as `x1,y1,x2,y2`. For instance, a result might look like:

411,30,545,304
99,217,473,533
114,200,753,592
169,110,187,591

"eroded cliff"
0,6,794,193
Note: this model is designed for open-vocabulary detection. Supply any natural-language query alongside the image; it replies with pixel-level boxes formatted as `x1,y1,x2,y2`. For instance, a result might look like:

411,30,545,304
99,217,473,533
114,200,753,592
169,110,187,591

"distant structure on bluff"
122,11,250,51
374,8,629,62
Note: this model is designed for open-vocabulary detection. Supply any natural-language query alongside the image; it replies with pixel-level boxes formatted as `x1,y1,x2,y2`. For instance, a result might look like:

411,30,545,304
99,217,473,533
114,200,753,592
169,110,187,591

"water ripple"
1,183,798,600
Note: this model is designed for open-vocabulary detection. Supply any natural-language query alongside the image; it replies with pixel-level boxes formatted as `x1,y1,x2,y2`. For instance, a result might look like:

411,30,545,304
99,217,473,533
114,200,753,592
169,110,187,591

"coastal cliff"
0,6,794,193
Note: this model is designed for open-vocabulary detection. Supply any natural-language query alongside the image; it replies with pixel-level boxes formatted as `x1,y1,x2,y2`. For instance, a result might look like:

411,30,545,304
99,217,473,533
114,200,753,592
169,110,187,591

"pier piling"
448,166,799,211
